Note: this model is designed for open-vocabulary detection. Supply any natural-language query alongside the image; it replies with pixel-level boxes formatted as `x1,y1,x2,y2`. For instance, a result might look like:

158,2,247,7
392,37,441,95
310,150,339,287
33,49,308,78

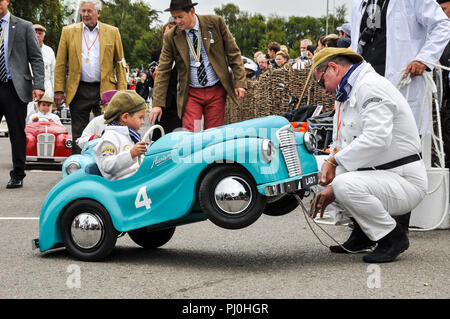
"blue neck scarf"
107,121,142,144
336,62,362,102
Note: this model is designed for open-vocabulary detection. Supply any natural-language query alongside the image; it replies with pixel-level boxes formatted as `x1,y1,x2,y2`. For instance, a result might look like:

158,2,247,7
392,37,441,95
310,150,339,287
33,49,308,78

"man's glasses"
316,64,329,89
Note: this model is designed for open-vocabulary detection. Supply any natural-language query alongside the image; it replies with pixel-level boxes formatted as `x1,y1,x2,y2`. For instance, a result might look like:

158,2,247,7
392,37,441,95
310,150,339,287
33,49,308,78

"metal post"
326,0,329,34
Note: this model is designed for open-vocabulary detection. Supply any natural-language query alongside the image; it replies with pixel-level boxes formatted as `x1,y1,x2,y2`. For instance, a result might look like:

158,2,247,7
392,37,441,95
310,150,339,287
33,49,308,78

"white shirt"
41,44,55,99
94,126,139,181
185,15,220,88
350,0,450,133
81,23,101,83
28,110,62,125
76,114,107,149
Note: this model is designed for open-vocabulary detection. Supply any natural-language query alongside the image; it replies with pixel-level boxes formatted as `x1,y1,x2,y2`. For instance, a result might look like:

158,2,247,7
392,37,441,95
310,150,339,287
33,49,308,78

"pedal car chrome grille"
37,133,55,157
276,125,303,177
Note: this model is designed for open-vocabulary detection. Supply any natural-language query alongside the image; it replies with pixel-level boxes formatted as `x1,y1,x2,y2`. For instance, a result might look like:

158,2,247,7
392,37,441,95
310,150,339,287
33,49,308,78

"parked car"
26,121,72,163
33,115,319,261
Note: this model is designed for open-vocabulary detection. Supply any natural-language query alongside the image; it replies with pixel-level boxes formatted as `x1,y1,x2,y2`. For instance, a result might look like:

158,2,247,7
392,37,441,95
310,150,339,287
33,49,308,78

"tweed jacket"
152,15,247,118
54,22,127,106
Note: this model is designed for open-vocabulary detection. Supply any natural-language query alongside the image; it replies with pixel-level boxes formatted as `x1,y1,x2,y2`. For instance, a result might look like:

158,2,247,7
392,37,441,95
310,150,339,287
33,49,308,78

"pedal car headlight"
261,139,276,162
66,162,81,175
65,139,73,149
303,132,317,153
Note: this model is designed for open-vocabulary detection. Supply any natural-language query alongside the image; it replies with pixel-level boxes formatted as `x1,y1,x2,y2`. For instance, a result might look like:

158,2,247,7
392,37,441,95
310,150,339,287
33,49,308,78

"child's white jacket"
94,126,139,181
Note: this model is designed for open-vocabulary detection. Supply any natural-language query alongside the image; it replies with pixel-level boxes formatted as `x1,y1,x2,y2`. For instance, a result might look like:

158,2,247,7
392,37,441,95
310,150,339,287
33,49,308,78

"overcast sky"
151,0,354,25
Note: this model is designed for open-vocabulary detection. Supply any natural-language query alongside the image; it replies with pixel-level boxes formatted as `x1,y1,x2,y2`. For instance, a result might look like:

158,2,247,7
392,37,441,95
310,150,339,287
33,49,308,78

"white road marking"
0,217,39,220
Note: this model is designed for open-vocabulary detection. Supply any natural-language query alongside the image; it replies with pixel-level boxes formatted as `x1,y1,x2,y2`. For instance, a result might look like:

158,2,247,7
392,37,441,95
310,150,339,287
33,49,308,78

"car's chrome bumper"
264,173,319,196
26,156,68,162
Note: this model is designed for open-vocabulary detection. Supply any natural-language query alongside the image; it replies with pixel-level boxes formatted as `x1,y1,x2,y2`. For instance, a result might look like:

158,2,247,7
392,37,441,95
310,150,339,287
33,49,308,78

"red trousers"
183,83,227,132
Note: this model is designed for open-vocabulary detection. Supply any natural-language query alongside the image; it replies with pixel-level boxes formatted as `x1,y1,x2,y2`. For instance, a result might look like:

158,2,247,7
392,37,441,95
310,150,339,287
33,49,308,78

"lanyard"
185,28,202,67
82,26,99,61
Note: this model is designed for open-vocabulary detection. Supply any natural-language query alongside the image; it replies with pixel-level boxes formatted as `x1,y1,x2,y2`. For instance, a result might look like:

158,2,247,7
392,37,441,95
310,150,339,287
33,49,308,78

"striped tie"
0,23,6,83
190,30,208,87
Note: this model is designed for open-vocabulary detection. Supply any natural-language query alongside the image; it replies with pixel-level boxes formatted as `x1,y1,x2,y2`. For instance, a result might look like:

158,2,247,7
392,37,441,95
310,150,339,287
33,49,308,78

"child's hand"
32,116,38,122
49,119,54,122
130,141,148,159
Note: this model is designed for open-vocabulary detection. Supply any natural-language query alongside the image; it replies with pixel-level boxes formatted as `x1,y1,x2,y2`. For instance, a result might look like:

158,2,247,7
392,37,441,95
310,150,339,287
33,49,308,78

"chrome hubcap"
214,176,252,214
71,213,104,250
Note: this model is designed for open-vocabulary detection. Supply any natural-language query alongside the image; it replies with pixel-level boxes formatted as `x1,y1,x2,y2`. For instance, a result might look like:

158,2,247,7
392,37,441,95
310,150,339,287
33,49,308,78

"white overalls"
330,63,428,241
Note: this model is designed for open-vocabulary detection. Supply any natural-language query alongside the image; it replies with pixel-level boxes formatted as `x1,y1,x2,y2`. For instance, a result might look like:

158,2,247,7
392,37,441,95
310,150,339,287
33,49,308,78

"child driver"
94,90,148,181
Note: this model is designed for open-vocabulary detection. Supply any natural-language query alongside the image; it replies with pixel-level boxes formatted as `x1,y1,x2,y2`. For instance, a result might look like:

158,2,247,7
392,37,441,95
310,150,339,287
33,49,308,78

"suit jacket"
54,22,127,106
152,15,247,118
8,15,44,103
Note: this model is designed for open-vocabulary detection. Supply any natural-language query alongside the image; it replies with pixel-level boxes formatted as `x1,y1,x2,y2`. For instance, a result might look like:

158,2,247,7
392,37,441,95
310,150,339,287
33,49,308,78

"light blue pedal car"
33,116,319,261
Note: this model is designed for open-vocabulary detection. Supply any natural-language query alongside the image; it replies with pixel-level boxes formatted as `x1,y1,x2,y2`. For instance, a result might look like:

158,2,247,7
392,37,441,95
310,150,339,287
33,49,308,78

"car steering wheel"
138,125,165,165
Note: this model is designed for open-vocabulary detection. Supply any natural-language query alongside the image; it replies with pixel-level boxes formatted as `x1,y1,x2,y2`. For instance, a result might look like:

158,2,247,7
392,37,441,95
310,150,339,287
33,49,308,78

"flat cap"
33,24,46,32
104,90,147,124
312,47,364,70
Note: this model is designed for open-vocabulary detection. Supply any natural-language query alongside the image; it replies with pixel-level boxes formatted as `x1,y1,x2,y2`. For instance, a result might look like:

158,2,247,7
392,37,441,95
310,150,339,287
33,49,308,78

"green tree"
9,0,67,51
101,0,161,68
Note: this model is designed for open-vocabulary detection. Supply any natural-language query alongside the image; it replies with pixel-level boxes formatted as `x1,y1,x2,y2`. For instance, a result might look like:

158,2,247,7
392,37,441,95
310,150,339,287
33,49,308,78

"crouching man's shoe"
330,219,376,254
363,223,409,263
6,178,23,189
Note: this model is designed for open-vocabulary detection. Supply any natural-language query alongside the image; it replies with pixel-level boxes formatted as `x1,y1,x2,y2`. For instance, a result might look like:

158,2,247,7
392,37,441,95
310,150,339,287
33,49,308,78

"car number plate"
301,173,318,188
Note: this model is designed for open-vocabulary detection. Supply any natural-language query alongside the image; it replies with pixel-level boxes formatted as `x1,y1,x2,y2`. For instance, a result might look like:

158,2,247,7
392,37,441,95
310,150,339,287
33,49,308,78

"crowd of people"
0,0,449,264
246,24,352,80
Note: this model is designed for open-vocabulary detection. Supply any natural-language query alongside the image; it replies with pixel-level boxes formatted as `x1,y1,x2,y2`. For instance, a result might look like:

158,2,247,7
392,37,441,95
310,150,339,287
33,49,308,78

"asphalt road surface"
0,121,449,300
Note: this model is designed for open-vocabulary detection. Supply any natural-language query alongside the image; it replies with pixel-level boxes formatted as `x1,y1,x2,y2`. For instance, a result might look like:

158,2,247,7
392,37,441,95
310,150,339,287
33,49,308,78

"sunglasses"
316,64,329,89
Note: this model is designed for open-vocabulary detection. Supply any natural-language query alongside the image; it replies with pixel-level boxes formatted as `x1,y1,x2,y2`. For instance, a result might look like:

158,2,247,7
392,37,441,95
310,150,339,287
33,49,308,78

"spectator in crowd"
323,34,339,48
316,35,326,52
256,54,269,77
136,71,150,101
0,1,45,189
253,51,263,63
54,0,127,155
267,41,281,69
300,39,313,54
275,51,291,70
337,23,351,39
244,62,258,79
151,0,247,132
33,24,55,99
337,23,351,48
129,73,137,90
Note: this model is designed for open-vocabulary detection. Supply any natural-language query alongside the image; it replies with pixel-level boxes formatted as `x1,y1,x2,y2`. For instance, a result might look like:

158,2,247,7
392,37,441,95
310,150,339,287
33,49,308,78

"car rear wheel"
128,227,176,249
61,199,118,262
263,190,305,216
199,165,266,230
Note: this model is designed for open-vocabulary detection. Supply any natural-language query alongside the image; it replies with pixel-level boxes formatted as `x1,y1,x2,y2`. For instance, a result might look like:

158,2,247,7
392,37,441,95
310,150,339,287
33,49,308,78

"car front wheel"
61,199,118,262
199,165,266,230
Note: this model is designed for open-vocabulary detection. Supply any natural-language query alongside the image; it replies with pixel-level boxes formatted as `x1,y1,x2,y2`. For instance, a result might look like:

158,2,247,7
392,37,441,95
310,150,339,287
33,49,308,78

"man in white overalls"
310,48,428,263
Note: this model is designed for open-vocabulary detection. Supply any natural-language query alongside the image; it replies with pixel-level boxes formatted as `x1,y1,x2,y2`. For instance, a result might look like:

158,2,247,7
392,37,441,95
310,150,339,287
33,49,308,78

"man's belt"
357,154,422,171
